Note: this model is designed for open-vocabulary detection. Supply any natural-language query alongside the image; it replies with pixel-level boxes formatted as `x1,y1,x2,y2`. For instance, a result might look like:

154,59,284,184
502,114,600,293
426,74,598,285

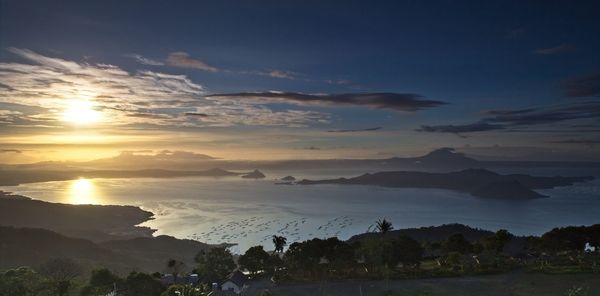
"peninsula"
297,168,594,200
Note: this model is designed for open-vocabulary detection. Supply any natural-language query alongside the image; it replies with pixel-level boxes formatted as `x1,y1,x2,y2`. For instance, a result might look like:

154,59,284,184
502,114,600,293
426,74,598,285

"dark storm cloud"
417,122,505,133
327,127,382,133
561,73,600,97
207,92,446,112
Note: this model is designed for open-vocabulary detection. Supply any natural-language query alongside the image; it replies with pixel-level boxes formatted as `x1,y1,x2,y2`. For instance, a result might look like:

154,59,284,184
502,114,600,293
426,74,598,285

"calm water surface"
2,168,600,253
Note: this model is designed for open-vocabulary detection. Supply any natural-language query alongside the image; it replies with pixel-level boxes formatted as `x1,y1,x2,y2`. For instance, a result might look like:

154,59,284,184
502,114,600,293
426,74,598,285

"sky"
1,0,600,163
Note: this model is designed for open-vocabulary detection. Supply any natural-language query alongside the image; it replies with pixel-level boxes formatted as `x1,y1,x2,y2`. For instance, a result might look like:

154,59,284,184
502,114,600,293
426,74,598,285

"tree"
239,246,270,275
445,252,463,270
80,268,122,296
266,253,284,276
357,238,387,273
166,259,186,283
393,235,424,268
272,235,287,253
0,267,45,296
284,240,324,278
38,258,82,296
376,219,393,233
444,233,472,254
123,271,165,296
321,237,357,272
481,229,513,254
194,247,236,283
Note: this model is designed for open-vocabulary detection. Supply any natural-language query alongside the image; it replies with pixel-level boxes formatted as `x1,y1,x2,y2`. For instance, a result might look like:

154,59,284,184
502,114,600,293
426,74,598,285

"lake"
2,167,600,253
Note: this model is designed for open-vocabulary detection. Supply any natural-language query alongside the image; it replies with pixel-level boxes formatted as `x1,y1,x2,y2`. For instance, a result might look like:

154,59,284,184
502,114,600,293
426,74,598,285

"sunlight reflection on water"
68,178,101,204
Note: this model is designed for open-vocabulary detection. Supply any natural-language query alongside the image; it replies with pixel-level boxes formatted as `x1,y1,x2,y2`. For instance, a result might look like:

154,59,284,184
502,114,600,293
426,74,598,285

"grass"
267,272,600,296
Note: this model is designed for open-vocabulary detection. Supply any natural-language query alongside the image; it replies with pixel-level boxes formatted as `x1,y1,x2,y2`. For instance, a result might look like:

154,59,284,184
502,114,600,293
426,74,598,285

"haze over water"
3,168,599,253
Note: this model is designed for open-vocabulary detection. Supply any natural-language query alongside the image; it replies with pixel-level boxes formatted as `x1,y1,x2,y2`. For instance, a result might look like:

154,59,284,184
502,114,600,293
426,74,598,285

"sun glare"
62,99,102,124
69,178,100,204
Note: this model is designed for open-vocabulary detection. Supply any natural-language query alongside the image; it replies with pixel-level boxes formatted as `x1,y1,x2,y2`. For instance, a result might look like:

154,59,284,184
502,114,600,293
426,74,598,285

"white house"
585,242,596,253
221,270,249,295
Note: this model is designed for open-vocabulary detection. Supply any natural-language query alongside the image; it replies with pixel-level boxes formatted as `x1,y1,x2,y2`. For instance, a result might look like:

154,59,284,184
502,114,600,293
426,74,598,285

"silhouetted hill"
348,224,494,243
472,179,546,199
99,235,232,271
297,168,593,200
242,169,266,179
0,197,154,241
281,176,296,181
0,227,222,272
0,226,132,271
410,147,480,167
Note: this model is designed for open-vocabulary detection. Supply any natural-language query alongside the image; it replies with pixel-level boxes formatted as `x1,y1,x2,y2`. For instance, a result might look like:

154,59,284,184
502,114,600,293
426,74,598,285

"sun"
62,99,102,124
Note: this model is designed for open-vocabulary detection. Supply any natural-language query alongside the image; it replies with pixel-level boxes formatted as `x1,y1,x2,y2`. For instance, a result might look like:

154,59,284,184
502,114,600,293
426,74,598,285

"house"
160,273,200,286
207,288,237,296
585,242,596,253
220,270,249,294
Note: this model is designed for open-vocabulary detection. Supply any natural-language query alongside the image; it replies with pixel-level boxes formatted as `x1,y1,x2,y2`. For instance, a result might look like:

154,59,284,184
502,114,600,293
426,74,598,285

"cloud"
485,102,600,125
328,127,382,133
326,79,352,85
166,52,218,72
0,48,330,128
533,44,576,55
183,112,211,117
129,53,300,80
207,92,446,112
482,108,537,115
126,54,164,66
550,138,600,146
418,122,505,134
561,73,600,97
0,149,22,153
419,101,600,134
266,70,294,79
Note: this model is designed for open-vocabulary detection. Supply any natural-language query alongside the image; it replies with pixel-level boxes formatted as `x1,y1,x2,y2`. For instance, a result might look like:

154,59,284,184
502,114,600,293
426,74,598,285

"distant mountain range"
3,148,600,172
297,168,594,200
0,168,242,186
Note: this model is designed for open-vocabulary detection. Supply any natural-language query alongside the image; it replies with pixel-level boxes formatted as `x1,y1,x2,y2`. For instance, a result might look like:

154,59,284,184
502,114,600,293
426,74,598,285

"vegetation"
2,221,600,295
193,247,236,284
38,258,82,296
376,218,394,233
238,246,270,276
272,235,287,253
166,259,186,283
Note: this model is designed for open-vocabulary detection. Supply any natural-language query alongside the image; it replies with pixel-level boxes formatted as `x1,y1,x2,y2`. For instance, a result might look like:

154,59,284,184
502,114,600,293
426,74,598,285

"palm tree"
272,235,287,253
375,218,393,233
